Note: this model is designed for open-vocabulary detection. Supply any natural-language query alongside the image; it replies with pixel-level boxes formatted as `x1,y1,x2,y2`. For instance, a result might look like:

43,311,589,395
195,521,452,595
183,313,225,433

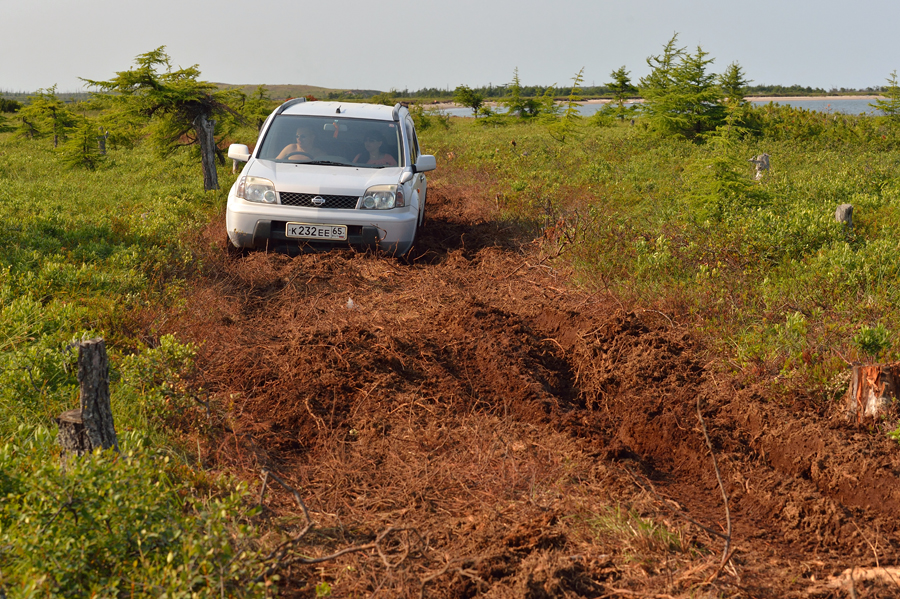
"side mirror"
228,143,251,162
414,154,437,172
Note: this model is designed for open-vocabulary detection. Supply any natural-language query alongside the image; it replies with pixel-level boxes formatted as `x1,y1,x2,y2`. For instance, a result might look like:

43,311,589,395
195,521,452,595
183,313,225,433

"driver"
277,126,320,160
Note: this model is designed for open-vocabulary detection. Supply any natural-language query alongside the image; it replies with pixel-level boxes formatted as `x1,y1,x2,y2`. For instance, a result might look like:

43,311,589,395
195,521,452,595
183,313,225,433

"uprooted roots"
135,185,900,598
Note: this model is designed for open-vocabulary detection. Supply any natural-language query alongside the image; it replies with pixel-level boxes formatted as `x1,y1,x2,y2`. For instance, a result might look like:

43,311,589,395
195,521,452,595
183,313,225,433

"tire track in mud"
152,184,900,596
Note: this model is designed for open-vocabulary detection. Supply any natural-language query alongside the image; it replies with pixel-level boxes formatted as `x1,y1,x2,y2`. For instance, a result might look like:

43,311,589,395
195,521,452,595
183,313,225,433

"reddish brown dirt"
149,183,900,598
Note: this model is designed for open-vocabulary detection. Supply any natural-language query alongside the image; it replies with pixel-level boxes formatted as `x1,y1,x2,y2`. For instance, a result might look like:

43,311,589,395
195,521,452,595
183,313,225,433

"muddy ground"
147,183,900,597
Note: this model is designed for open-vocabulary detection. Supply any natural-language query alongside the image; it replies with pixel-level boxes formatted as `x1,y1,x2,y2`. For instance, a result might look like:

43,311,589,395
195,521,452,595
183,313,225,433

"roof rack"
275,97,307,115
392,103,402,121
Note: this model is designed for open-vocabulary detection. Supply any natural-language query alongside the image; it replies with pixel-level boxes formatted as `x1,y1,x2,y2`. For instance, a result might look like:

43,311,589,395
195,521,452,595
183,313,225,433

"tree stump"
835,203,853,230
750,153,770,180
55,409,91,455
55,339,119,456
843,363,900,424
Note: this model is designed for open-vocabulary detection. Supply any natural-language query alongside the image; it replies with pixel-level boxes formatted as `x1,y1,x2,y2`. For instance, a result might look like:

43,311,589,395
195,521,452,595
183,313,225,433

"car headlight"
361,184,404,210
236,176,277,204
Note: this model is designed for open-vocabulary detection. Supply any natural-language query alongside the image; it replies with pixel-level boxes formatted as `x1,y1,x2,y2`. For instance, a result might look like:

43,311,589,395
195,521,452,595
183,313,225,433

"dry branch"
696,395,732,581
255,468,417,583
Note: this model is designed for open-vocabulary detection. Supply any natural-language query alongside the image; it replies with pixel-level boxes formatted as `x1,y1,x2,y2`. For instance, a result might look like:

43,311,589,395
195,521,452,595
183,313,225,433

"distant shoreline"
431,95,884,110
584,95,882,104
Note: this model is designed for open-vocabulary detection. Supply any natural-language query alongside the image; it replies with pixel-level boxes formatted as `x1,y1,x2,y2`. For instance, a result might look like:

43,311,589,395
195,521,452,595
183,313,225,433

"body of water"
438,97,882,118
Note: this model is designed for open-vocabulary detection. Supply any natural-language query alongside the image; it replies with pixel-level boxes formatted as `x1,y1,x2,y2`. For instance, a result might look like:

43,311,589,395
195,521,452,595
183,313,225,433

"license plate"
285,223,348,241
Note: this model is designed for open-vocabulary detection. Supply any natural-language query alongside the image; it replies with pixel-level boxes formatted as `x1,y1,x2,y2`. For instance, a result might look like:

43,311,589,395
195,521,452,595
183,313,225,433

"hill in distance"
214,83,382,100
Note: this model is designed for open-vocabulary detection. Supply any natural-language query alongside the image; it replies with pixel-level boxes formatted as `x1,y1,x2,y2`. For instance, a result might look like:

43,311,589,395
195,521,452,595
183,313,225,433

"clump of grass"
585,505,697,560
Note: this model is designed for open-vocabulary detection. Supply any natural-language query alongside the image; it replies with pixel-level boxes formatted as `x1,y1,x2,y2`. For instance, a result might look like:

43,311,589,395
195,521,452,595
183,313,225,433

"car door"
405,117,427,226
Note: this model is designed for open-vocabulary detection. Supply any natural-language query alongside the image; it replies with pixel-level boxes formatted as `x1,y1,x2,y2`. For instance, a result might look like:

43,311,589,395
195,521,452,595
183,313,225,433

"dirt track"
153,183,900,597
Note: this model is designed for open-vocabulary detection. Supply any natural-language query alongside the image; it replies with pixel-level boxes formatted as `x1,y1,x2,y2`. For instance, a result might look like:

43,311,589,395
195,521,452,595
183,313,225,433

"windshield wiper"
304,160,351,166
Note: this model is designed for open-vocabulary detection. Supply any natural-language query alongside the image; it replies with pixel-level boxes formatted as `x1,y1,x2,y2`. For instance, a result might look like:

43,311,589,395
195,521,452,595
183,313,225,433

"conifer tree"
549,68,584,142
639,34,725,138
83,47,242,190
503,68,542,118
241,85,276,131
17,86,77,145
605,66,638,120
60,119,105,170
871,70,900,121
719,62,750,107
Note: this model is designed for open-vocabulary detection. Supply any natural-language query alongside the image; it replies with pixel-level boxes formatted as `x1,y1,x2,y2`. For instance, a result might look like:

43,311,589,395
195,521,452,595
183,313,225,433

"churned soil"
145,182,900,598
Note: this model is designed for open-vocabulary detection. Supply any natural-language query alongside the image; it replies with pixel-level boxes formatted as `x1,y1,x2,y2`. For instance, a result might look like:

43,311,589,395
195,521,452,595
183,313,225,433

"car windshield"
258,115,403,168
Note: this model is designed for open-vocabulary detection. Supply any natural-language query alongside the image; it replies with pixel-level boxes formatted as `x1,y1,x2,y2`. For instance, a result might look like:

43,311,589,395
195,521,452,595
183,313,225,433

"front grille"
279,192,359,209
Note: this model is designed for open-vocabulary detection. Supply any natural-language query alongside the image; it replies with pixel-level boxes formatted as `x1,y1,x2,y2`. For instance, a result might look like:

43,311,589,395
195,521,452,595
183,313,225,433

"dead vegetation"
131,183,900,598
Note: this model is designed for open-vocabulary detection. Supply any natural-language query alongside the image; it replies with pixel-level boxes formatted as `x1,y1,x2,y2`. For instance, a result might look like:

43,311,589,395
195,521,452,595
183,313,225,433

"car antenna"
336,105,341,114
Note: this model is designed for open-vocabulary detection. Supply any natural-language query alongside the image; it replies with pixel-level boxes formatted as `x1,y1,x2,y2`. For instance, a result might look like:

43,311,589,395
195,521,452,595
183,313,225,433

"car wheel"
225,233,249,258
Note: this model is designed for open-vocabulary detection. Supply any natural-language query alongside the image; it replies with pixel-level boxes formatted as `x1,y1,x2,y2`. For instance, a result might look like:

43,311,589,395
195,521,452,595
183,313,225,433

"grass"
0,130,273,596
0,132,224,440
424,110,900,392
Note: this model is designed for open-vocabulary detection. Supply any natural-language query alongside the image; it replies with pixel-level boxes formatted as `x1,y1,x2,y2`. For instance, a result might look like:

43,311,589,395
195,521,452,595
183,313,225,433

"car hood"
244,159,403,195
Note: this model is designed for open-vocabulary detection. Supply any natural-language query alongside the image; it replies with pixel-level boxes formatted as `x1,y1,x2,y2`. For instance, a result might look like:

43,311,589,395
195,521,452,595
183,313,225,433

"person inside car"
277,126,321,161
353,131,397,166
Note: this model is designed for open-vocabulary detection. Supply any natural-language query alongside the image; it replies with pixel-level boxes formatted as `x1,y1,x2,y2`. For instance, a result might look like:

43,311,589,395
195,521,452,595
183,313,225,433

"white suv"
226,100,436,256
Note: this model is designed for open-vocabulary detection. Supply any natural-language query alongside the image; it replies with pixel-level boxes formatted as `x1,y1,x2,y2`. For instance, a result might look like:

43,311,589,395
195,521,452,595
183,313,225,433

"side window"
405,118,420,165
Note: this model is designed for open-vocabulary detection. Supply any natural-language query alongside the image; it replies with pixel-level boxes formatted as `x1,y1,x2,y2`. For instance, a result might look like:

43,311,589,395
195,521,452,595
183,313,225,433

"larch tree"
639,34,725,138
17,86,77,146
503,68,542,118
719,62,750,107
871,70,900,121
83,47,242,190
605,66,639,121
241,85,276,131
549,68,584,142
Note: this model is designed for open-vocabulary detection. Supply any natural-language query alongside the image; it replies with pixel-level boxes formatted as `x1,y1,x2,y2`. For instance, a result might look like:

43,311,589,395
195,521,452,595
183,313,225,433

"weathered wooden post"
843,362,900,424
55,339,119,456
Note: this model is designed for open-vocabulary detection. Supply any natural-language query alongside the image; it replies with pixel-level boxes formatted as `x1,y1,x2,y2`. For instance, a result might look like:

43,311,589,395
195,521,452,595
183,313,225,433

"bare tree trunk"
193,113,219,191
55,339,119,456
98,128,109,155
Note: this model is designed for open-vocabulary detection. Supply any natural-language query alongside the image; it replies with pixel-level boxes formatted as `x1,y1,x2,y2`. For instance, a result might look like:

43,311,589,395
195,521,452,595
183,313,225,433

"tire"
418,194,427,228
225,233,249,258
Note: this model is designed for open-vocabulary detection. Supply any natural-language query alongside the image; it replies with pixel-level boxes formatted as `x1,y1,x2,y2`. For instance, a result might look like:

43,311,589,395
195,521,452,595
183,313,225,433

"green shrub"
853,324,892,362
120,334,199,426
0,428,267,598
0,98,23,113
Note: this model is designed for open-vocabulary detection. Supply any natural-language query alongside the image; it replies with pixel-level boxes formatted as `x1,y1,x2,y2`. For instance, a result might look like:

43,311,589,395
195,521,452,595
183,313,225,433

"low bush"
0,429,267,597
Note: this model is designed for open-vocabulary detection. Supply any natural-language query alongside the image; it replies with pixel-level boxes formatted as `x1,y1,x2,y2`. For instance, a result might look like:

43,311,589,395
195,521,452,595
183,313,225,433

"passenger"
353,132,397,166
277,126,321,160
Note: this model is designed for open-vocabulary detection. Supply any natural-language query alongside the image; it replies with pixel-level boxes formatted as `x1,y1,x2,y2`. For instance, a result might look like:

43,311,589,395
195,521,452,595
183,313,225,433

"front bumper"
228,219,383,251
226,198,417,256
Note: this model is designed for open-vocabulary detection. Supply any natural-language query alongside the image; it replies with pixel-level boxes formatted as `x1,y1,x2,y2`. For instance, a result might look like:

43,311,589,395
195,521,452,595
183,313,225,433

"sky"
4,0,900,94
